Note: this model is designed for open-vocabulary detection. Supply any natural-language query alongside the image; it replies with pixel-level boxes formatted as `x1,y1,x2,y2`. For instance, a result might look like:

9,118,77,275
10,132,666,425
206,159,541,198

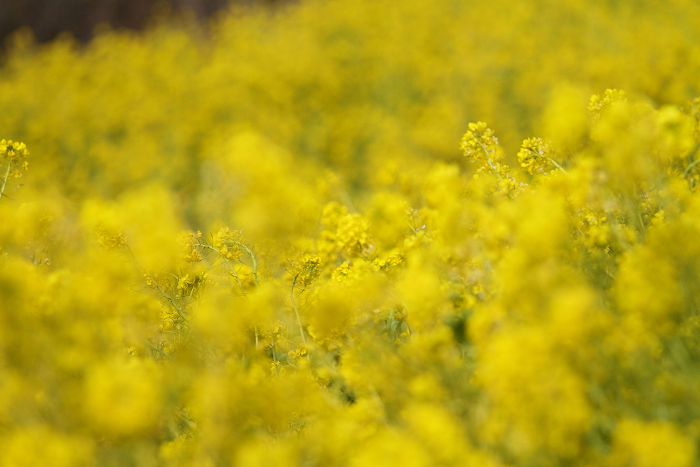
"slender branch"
125,245,189,326
152,276,189,324
147,340,173,361
198,240,259,288
196,243,246,293
235,242,260,287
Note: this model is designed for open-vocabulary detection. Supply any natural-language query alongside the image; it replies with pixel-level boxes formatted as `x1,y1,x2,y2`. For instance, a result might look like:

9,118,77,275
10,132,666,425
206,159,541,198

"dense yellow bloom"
336,213,372,257
95,224,128,250
320,202,348,230
83,358,164,437
609,420,695,467
0,426,93,467
2,1,700,466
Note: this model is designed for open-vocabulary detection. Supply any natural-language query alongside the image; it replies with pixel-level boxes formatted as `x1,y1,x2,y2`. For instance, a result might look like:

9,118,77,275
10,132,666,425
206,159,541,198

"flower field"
2,0,700,465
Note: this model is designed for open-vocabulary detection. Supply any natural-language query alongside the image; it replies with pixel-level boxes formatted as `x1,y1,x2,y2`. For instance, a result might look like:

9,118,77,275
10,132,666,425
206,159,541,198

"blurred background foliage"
1,0,699,228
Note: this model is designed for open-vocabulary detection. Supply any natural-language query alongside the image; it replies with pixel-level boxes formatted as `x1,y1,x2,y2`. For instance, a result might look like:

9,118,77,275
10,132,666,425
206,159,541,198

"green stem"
153,275,190,325
540,154,567,174
147,340,173,361
478,142,503,181
290,275,307,345
271,333,278,372
0,160,12,201
684,158,700,177
636,206,646,238
682,144,700,178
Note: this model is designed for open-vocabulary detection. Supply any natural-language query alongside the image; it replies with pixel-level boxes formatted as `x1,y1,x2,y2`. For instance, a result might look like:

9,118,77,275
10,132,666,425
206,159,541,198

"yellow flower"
213,227,245,261
290,253,322,287
336,213,372,256
517,137,564,175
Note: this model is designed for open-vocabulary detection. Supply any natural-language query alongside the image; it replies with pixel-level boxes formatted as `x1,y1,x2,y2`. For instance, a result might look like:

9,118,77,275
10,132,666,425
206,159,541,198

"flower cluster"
517,137,562,175
460,121,500,164
213,227,245,261
0,139,29,201
0,139,29,161
290,253,322,287
588,88,627,120
178,232,202,263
